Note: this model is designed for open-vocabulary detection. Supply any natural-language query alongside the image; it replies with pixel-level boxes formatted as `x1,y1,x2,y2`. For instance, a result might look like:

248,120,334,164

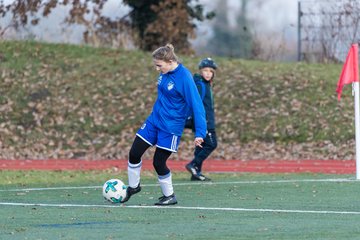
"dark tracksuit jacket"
192,73,218,170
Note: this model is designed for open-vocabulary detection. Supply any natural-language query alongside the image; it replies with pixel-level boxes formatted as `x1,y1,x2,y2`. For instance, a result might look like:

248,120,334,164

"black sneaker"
155,194,178,206
185,163,199,177
120,184,141,203
191,174,211,181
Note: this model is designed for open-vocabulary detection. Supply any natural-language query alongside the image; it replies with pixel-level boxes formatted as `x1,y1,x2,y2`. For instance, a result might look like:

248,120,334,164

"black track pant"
191,129,217,172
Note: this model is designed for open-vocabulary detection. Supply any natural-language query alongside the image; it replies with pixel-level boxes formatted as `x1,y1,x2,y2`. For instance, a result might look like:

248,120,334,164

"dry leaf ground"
0,41,355,161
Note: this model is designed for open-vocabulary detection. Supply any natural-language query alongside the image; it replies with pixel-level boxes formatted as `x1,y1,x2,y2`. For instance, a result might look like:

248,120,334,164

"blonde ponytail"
165,43,174,52
152,43,179,62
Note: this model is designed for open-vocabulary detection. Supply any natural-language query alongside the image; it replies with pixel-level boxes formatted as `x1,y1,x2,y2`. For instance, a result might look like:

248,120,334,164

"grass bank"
0,41,353,160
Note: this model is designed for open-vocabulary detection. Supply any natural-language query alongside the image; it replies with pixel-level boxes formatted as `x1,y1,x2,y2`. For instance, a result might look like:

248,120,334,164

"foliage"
0,0,133,47
123,0,214,53
0,0,214,52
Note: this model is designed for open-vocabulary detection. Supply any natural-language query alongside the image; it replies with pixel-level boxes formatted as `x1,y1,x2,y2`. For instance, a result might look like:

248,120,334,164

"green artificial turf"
1,171,360,239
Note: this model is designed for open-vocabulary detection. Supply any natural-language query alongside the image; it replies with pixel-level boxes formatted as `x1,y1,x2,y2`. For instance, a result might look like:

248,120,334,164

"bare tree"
0,0,214,52
0,0,133,48
300,0,360,62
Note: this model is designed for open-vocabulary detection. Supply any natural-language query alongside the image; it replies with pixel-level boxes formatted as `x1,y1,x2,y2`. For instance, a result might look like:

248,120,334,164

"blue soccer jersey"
147,64,206,138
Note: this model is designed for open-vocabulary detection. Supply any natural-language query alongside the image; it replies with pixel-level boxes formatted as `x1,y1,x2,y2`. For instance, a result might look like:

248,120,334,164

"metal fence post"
297,0,302,61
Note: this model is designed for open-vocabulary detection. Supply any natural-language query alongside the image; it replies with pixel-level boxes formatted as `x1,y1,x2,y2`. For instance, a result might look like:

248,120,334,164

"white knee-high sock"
158,172,174,197
128,161,142,188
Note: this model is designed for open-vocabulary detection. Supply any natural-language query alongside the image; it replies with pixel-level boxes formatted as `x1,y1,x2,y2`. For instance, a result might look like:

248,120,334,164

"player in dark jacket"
186,58,218,181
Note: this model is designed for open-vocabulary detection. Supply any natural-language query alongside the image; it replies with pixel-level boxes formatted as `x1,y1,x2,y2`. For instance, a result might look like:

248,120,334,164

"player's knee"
210,138,218,150
153,161,169,176
129,148,141,164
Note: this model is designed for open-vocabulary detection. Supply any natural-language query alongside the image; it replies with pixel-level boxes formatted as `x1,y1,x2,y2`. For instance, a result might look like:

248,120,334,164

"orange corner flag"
336,44,359,100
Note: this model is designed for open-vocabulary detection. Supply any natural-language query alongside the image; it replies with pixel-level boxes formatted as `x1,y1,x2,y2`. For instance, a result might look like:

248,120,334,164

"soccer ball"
102,179,127,203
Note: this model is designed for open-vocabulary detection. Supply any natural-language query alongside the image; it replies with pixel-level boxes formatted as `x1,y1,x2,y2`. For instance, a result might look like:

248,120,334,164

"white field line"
0,178,356,192
0,202,360,215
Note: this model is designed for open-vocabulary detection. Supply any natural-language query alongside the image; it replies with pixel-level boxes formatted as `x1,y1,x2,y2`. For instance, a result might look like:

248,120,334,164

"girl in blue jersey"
121,44,207,205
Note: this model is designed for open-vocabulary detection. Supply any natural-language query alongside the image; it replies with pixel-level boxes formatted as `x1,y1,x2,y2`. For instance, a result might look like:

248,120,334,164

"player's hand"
194,137,204,148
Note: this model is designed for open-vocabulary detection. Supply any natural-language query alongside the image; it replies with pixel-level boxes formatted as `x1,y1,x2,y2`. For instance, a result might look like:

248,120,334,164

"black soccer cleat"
120,184,141,203
155,194,178,206
191,174,211,181
185,163,199,177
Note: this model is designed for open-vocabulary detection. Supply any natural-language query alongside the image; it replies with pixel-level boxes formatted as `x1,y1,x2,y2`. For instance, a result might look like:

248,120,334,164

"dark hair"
152,44,179,62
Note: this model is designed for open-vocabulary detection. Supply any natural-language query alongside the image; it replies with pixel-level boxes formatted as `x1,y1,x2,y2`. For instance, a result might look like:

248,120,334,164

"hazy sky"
192,0,298,58
201,0,298,31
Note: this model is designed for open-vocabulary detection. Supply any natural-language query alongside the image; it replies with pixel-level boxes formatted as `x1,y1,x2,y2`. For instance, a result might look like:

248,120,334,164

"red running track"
0,159,356,174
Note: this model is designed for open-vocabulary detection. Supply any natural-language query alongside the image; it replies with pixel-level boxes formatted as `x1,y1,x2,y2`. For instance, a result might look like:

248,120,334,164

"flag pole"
337,43,359,179
354,81,360,179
